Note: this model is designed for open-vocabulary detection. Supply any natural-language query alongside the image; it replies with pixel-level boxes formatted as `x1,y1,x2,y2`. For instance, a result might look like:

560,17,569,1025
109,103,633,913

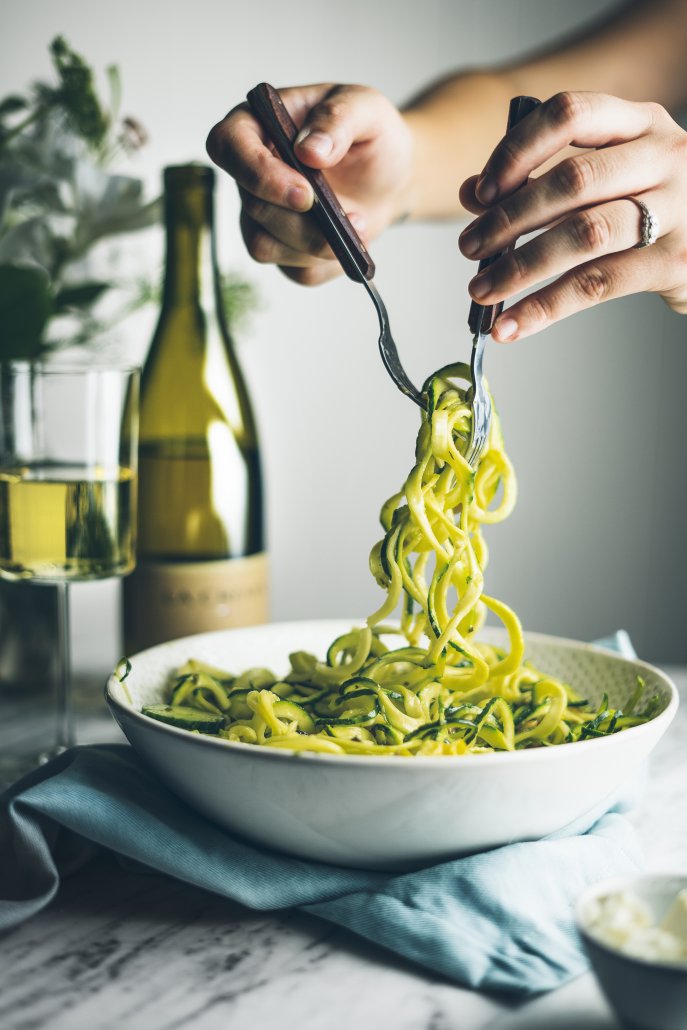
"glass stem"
55,581,74,750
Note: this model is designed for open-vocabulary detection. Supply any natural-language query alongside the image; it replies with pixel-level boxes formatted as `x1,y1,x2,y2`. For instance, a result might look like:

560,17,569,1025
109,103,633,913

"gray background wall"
3,0,686,674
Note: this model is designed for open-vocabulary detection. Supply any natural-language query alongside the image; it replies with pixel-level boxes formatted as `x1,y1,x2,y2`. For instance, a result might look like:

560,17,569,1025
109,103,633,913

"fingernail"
348,213,366,236
494,315,518,341
476,174,497,204
295,128,333,159
285,184,312,211
470,272,492,300
460,227,481,258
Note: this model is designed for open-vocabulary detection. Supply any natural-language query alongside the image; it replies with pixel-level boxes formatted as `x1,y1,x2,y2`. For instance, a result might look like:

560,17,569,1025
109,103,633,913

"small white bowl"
106,620,678,870
577,874,687,1030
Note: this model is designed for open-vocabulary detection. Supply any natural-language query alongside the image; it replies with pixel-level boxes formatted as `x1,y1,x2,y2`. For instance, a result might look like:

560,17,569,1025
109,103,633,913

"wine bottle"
123,164,267,652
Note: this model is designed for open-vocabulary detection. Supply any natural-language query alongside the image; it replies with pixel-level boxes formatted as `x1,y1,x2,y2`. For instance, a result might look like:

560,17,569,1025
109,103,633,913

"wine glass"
0,360,139,785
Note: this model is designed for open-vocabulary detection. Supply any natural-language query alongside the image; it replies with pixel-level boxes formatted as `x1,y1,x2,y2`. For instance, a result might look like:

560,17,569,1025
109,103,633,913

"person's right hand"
206,84,414,285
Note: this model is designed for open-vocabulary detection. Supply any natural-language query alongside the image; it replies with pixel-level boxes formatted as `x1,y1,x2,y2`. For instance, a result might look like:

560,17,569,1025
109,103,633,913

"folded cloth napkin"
0,633,643,997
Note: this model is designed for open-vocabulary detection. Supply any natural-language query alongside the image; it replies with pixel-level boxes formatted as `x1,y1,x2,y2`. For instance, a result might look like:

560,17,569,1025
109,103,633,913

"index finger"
475,91,657,205
206,86,332,212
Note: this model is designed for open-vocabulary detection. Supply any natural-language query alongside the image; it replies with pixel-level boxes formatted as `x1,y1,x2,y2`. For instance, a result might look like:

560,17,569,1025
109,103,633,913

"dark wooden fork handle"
246,83,375,283
468,95,541,337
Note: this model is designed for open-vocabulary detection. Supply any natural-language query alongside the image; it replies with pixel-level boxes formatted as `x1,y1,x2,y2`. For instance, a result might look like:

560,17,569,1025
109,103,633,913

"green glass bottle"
123,164,267,652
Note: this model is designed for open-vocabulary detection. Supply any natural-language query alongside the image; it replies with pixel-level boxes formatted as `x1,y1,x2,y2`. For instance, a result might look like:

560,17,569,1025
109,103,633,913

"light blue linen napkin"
0,633,643,996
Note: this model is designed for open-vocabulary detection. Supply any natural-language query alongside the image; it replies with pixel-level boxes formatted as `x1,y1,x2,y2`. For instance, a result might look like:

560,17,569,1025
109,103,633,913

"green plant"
0,37,161,357
0,37,256,357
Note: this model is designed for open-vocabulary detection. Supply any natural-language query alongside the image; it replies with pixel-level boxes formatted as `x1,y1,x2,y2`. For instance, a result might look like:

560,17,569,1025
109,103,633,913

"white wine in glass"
0,464,136,580
0,361,139,785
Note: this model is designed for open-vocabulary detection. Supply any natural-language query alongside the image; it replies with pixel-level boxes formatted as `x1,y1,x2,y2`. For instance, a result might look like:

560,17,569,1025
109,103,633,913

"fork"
246,83,424,407
464,95,541,466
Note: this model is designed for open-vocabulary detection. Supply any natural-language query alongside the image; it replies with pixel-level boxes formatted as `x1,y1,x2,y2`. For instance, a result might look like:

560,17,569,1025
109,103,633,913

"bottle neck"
162,184,218,309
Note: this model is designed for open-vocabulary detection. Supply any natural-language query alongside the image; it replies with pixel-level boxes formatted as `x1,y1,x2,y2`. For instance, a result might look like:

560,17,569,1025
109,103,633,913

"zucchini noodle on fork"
139,365,660,755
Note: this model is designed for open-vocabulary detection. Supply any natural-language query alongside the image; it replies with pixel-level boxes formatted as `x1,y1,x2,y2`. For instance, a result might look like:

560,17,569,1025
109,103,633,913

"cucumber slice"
225,689,253,720
339,677,379,695
232,667,276,691
272,700,315,733
142,705,224,733
171,672,229,710
328,725,376,743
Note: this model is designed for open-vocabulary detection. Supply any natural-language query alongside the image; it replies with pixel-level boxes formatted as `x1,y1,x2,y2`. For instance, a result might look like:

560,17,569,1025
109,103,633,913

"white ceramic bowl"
106,620,678,870
577,874,687,1030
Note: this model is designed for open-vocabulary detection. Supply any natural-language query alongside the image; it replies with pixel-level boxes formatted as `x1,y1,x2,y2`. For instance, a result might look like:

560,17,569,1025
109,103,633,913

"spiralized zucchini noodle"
137,365,660,755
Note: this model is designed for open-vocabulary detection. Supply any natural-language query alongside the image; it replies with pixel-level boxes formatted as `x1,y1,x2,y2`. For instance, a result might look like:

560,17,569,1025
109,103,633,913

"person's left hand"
458,91,687,342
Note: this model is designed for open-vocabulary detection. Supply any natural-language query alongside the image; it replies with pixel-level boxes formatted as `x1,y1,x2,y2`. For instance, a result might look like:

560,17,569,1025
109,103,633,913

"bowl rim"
576,873,687,974
106,621,679,770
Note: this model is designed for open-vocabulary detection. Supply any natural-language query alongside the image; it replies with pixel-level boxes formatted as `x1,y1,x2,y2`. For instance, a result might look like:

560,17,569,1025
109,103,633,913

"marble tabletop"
1,668,685,1030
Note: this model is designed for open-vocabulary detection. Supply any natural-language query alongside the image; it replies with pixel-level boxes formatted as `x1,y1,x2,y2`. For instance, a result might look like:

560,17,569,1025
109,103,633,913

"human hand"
206,84,414,285
458,91,687,342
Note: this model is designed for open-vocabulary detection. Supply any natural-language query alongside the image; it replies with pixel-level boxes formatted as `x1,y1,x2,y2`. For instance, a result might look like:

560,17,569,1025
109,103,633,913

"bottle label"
124,553,269,653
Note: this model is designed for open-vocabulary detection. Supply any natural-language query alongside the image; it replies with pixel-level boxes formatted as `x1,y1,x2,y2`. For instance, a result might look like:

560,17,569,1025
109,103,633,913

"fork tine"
465,393,492,466
365,282,424,407
465,329,491,465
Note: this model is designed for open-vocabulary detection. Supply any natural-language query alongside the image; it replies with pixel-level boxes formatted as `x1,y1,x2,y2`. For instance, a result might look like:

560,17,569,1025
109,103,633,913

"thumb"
293,84,389,169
